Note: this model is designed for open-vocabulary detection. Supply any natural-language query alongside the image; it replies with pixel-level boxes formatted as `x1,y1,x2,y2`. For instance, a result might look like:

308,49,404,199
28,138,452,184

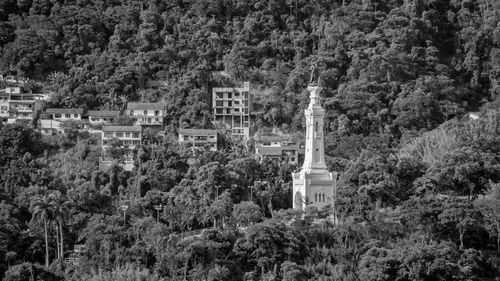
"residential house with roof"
38,108,84,135
88,110,121,124
127,102,166,126
100,126,142,171
178,128,218,151
46,108,84,121
212,82,252,139
255,135,301,165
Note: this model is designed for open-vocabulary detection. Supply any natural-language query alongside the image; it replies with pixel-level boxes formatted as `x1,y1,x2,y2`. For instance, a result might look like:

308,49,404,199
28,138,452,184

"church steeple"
302,86,327,172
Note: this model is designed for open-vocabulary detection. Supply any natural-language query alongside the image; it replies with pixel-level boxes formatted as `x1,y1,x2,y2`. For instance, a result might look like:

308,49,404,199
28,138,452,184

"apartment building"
127,102,165,126
255,135,301,165
3,86,45,124
88,110,120,124
100,126,142,171
212,82,252,139
178,128,218,151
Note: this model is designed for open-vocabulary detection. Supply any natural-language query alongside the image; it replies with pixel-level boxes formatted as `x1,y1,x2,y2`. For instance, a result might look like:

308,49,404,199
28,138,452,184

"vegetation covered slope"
1,0,500,280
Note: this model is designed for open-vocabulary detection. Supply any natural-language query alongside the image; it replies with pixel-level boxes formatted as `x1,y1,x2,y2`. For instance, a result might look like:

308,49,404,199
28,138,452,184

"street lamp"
120,204,129,225
154,204,163,224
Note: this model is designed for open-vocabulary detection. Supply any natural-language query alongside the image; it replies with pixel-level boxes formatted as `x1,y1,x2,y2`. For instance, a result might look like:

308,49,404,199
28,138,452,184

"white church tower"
292,86,336,210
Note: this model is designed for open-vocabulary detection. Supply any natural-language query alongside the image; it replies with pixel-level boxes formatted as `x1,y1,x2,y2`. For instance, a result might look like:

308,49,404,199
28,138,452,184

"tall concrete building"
212,82,251,139
292,86,336,210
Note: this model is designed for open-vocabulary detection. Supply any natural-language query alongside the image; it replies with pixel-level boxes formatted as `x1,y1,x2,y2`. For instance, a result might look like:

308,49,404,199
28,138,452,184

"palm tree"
30,193,58,268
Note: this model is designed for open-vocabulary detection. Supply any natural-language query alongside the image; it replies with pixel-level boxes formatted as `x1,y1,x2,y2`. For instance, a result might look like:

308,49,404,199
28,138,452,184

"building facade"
46,108,83,121
255,135,300,165
3,86,45,124
292,86,336,210
212,82,252,139
38,119,62,135
178,128,218,151
127,102,165,126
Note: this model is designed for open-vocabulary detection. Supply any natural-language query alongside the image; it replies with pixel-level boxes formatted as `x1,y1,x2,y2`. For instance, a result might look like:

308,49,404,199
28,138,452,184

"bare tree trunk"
44,219,49,268
59,221,64,260
459,230,464,249
497,234,500,254
183,257,190,281
54,224,59,259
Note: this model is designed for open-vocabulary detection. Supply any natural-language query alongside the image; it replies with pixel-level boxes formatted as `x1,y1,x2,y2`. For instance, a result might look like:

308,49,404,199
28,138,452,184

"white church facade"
292,86,337,210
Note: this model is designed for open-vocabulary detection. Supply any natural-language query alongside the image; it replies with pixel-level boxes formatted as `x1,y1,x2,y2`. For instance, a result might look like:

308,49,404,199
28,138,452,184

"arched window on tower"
314,193,318,202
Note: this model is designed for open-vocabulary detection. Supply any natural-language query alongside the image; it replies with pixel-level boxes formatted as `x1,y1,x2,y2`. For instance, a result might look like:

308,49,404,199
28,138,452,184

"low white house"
46,108,83,121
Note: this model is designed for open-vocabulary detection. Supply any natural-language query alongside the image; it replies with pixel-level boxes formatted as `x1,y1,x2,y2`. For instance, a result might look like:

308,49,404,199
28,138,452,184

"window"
226,109,231,114
315,122,318,132
209,135,215,139
116,132,123,137
55,114,61,118
322,194,326,202
143,110,147,116
125,133,131,137
65,113,70,118
315,193,318,202
234,108,239,112
132,133,139,138
74,114,78,118
155,110,159,116
130,110,134,116
227,92,232,98
216,108,223,114
216,101,223,106
234,100,240,105
227,101,232,106
104,133,112,138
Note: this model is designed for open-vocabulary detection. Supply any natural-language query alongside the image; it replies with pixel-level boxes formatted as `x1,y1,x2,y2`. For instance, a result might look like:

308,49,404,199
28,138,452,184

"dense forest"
2,0,500,280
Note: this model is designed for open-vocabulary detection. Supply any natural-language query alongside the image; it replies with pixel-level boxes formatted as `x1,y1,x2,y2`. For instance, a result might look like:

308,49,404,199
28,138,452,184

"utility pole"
154,204,163,224
120,204,129,225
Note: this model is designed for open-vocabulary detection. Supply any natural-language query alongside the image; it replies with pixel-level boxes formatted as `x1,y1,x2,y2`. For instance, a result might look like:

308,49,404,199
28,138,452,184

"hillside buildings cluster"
1,78,335,211
0,80,304,173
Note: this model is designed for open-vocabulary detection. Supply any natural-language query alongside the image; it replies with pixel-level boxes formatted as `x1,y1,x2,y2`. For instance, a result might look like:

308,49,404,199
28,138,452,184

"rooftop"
179,128,218,135
255,135,287,142
88,110,121,117
46,108,84,114
127,102,165,110
257,147,283,156
102,126,142,132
